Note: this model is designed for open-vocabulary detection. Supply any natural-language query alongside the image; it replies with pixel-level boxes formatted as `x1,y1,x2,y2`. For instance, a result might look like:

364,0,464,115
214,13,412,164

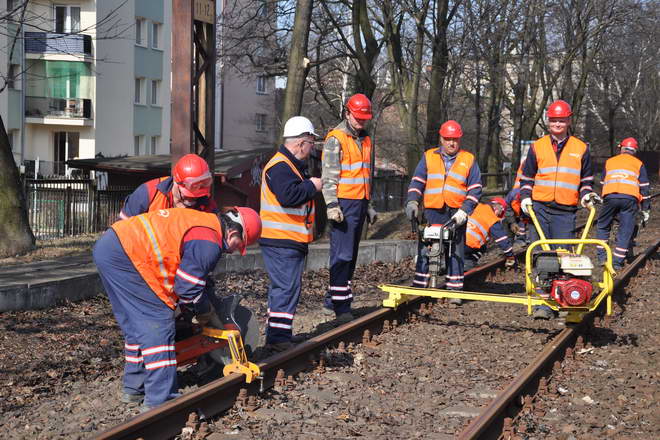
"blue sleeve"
175,228,223,314
119,184,150,219
579,146,595,199
639,164,651,211
406,155,428,203
265,162,317,207
490,221,513,256
505,187,519,205
461,161,482,215
520,147,537,201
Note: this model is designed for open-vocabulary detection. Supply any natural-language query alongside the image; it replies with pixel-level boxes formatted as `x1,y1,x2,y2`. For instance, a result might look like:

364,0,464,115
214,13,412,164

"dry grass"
0,233,101,266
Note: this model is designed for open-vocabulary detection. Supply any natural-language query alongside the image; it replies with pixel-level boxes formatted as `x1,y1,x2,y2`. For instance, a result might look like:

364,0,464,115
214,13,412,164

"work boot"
120,392,144,404
335,312,354,325
613,263,624,272
139,403,156,414
290,333,307,343
448,298,463,306
264,341,295,353
532,306,554,320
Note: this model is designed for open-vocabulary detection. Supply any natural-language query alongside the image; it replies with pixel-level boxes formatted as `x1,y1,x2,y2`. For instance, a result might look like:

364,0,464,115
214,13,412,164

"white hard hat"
282,116,318,138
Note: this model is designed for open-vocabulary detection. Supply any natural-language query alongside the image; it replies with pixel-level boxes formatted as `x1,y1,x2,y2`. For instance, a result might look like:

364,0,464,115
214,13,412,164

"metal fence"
25,179,132,240
371,176,408,212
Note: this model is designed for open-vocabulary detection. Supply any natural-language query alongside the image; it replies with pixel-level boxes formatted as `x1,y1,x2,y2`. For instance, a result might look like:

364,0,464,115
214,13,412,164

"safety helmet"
439,120,463,139
546,100,572,118
490,197,508,217
173,154,213,198
232,207,262,256
282,116,319,138
619,137,638,151
346,93,373,120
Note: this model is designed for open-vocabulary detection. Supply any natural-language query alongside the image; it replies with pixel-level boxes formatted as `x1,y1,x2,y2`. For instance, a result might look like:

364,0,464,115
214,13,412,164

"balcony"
25,32,92,58
26,96,92,124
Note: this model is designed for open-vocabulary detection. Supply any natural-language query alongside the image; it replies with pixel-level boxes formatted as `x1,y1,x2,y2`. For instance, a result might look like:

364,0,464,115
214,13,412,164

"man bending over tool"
405,120,482,304
464,198,515,271
93,207,261,410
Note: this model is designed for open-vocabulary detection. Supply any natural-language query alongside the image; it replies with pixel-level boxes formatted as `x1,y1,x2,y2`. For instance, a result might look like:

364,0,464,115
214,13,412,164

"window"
150,80,160,105
134,135,144,156
134,77,145,104
54,5,81,33
255,113,266,132
150,136,159,154
151,22,161,49
256,76,267,94
135,18,146,46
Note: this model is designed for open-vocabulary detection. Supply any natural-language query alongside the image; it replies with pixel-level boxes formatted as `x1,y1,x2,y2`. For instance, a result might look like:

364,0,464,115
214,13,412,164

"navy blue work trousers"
529,201,577,246
596,196,638,265
93,229,179,407
413,207,466,290
262,245,306,344
325,198,368,315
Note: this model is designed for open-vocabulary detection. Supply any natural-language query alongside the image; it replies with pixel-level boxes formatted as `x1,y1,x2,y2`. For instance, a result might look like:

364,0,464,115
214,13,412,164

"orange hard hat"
234,207,262,256
546,100,572,118
490,197,508,217
439,120,463,139
173,154,213,198
346,93,373,120
619,137,638,150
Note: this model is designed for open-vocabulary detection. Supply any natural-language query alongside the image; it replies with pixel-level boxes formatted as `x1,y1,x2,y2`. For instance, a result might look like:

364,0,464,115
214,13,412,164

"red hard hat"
490,197,508,217
173,154,213,198
619,137,638,150
346,93,373,120
234,207,262,256
546,100,572,118
439,120,463,139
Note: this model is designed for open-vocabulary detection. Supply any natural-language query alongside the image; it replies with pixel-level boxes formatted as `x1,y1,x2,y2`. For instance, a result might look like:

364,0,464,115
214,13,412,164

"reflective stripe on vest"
423,149,475,209
112,209,222,309
531,135,586,206
260,152,315,243
513,164,523,190
602,154,642,201
325,129,372,200
466,203,501,249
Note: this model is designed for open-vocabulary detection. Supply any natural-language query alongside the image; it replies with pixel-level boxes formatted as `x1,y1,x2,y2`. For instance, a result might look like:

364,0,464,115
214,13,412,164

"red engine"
550,278,593,306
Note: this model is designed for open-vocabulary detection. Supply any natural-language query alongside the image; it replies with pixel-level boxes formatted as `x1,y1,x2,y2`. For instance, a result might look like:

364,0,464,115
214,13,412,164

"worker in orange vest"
505,164,530,244
321,93,378,323
464,198,516,271
518,99,598,319
260,116,321,352
405,120,482,304
93,207,261,410
119,153,217,219
596,137,651,270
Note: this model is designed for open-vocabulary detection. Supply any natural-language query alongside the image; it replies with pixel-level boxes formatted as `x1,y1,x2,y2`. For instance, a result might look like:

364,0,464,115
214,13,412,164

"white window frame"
151,21,162,49
135,18,147,46
150,79,160,106
54,5,81,33
255,113,266,132
256,75,267,94
150,136,159,154
134,135,144,156
134,77,145,104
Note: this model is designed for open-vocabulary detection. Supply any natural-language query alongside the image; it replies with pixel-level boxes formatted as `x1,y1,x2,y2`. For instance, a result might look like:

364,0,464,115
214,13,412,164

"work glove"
505,256,516,269
327,206,344,223
642,210,650,223
451,209,468,226
405,201,419,221
580,192,602,208
367,205,378,225
192,304,216,327
520,198,533,215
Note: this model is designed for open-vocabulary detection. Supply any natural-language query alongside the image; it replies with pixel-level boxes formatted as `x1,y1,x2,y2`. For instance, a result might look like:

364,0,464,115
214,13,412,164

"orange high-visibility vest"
466,203,501,249
531,135,587,206
260,152,315,243
144,177,171,211
513,164,523,190
112,208,222,309
602,154,642,201
325,129,372,200
423,149,475,209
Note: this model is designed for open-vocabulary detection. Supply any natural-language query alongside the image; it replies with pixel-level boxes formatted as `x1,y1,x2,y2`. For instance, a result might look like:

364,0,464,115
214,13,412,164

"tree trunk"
0,115,35,257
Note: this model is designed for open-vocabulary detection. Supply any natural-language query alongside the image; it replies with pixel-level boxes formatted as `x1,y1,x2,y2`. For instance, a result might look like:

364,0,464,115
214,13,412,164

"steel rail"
458,235,660,440
93,248,522,440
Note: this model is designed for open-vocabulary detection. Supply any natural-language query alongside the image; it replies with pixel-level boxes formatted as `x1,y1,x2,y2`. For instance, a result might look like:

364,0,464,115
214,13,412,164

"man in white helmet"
259,116,322,352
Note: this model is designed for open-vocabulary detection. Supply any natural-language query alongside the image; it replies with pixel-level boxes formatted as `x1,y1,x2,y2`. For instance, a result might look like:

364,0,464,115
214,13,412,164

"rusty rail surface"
458,235,660,440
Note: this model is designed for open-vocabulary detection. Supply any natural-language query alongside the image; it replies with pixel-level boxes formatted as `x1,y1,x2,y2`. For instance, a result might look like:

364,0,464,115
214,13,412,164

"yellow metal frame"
202,328,261,383
380,206,615,323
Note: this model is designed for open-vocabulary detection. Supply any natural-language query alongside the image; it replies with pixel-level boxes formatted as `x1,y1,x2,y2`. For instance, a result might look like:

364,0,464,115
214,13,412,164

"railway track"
95,213,660,440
